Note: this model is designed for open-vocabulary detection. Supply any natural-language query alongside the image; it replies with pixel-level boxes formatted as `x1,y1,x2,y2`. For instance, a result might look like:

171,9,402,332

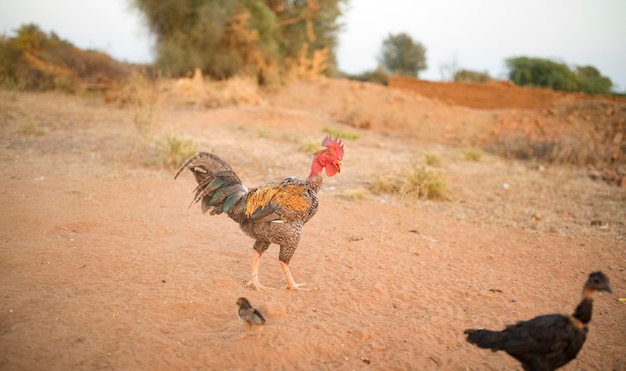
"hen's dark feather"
465,314,586,371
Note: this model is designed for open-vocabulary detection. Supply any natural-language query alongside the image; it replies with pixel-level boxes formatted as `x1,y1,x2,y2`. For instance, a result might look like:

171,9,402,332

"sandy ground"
0,80,625,370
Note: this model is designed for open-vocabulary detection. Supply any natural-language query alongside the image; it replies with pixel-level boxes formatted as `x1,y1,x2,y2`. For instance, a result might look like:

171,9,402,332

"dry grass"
19,119,45,136
424,152,442,167
111,72,265,117
485,100,626,166
338,188,369,201
201,76,265,107
298,138,323,154
154,131,198,169
125,71,163,139
369,165,448,201
288,44,330,79
459,147,483,162
491,134,600,165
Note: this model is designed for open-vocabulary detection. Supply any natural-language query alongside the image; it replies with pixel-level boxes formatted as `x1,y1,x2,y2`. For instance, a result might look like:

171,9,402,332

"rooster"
464,271,612,371
175,135,343,290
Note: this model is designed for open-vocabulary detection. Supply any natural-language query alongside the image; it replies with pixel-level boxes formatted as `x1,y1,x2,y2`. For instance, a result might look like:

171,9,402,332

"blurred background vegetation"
0,0,618,96
505,56,613,95
0,23,131,92
132,0,346,83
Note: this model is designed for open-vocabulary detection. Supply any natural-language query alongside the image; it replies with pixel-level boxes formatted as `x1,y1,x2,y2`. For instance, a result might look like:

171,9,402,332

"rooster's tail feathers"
174,152,237,182
194,179,246,214
176,152,247,216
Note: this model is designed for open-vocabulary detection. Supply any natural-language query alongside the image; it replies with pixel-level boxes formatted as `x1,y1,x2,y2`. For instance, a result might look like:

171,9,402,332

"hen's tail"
175,152,248,218
464,329,506,351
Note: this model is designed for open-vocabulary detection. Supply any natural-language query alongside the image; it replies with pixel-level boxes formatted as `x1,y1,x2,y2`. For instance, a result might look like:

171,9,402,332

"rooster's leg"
280,261,307,290
246,249,271,290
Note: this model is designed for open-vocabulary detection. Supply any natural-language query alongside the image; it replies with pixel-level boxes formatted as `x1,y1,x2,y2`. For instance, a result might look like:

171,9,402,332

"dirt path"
0,85,624,370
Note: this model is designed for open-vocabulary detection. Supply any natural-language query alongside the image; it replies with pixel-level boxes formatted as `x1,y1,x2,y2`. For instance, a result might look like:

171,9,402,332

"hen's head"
309,134,344,178
584,271,612,295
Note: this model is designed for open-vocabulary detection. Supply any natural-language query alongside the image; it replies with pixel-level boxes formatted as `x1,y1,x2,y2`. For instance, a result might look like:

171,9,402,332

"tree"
505,56,612,94
575,65,612,94
439,54,458,81
506,56,577,91
379,33,426,77
131,0,348,79
268,0,347,75
132,0,272,78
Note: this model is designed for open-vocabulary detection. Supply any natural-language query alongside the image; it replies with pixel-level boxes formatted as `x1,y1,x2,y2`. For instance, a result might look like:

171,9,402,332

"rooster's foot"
282,282,309,291
246,280,273,291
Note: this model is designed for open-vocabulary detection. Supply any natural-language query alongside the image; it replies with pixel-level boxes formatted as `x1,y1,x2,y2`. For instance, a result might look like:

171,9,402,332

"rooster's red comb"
322,134,344,160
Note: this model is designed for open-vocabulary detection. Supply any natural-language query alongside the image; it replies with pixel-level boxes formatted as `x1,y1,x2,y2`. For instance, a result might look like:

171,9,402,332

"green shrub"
505,56,613,94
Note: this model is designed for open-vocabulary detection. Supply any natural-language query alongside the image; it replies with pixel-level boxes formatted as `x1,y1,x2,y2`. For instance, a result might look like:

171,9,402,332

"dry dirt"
0,78,625,370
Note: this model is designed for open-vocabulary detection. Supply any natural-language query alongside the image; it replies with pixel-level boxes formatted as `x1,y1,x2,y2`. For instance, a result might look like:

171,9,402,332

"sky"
1,0,625,91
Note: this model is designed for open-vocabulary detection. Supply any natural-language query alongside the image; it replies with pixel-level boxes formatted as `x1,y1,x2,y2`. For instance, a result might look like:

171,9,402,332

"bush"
0,23,131,92
453,69,492,83
343,65,390,85
459,147,483,162
154,131,198,169
491,134,598,165
369,165,447,201
505,56,613,94
575,66,612,95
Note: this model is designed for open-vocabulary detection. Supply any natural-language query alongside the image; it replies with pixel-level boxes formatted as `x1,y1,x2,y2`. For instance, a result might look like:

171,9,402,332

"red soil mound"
388,76,626,110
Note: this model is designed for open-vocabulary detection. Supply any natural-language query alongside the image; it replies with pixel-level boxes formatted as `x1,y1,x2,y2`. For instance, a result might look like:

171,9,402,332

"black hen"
464,271,612,371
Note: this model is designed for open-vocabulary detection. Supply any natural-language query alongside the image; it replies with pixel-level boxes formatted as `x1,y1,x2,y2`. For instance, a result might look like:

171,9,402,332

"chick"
236,297,266,340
